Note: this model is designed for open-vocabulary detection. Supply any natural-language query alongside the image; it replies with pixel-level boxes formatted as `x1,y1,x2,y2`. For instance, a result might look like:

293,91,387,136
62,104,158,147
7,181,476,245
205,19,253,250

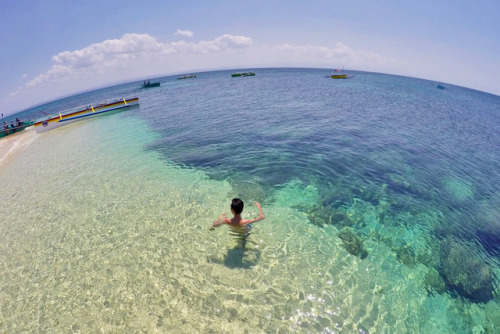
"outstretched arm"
255,202,265,220
242,202,265,225
212,213,230,228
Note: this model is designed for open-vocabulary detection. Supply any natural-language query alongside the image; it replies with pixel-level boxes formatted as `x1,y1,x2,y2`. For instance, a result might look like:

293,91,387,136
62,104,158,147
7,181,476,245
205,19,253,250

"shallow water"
1,68,500,332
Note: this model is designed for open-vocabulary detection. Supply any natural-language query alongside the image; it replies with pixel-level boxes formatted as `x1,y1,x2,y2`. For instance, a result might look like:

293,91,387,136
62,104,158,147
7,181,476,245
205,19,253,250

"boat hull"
34,97,139,133
142,82,160,88
331,74,348,79
232,72,255,77
0,121,34,138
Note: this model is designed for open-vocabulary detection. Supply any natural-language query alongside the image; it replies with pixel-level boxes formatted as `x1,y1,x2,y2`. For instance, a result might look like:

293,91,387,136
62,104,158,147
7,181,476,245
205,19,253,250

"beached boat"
178,74,196,79
232,72,255,77
0,120,34,139
142,81,160,88
33,97,139,134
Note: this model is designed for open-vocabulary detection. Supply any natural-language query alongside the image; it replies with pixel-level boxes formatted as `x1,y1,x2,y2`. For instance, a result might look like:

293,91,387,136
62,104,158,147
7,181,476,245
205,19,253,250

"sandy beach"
0,126,37,169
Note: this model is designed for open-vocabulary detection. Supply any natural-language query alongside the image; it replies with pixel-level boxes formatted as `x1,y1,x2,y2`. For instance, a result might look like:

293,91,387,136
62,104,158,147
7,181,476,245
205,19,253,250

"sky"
1,0,499,115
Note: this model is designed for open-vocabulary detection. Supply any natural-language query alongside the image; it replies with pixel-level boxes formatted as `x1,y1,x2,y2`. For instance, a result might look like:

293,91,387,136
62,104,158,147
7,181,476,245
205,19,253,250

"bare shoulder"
240,219,254,225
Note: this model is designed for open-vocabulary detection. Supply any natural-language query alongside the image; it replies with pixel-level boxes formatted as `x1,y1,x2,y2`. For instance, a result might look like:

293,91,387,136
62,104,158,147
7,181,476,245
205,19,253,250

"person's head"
231,198,244,214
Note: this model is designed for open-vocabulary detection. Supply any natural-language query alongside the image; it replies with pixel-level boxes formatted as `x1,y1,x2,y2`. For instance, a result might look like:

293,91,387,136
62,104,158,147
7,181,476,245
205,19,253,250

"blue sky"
1,0,499,115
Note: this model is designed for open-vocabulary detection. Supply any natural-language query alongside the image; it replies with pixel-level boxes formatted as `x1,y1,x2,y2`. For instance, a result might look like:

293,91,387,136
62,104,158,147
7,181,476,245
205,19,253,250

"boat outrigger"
33,97,139,133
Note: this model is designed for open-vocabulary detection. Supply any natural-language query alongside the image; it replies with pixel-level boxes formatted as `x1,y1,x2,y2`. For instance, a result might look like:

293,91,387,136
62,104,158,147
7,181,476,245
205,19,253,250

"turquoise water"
1,68,500,332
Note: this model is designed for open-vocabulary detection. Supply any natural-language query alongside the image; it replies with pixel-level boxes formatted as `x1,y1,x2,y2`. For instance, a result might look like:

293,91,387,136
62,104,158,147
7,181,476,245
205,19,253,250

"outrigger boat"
328,68,354,79
231,72,255,77
34,97,139,133
1,120,34,139
177,74,196,79
141,81,160,88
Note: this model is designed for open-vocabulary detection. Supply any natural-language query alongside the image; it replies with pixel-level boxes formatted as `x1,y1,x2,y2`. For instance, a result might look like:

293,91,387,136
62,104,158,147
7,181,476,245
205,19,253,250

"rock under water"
439,237,496,303
338,227,368,260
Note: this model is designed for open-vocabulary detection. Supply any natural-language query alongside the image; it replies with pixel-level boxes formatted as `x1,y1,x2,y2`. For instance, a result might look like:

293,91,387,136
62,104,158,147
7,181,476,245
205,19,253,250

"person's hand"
212,213,227,228
255,202,265,220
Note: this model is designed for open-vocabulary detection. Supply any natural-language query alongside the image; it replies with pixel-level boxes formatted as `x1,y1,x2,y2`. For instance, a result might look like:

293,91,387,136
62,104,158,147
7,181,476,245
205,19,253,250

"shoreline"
0,126,37,169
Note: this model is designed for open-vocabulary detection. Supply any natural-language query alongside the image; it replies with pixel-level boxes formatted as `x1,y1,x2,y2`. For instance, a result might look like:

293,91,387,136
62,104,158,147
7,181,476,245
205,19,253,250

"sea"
1,68,499,333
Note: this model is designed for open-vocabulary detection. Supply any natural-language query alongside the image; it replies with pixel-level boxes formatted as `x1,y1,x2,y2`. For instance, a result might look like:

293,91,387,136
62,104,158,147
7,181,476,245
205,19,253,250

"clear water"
1,68,500,332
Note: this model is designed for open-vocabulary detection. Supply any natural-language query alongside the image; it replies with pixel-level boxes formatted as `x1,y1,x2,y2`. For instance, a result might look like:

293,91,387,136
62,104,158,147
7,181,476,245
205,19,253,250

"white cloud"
175,29,193,38
24,33,253,88
271,42,403,70
194,34,252,53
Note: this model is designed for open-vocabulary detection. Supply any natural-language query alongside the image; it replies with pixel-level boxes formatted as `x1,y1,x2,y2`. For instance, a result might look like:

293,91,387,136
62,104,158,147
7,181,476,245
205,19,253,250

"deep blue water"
8,67,500,330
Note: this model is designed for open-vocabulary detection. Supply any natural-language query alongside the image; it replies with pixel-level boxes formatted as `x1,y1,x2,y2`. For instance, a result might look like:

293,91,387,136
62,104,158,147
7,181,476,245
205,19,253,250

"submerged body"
212,199,265,246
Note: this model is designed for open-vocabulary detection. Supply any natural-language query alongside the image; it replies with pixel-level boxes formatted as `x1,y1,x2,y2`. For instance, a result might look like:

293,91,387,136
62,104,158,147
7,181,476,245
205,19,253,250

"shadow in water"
209,238,261,269
224,246,261,269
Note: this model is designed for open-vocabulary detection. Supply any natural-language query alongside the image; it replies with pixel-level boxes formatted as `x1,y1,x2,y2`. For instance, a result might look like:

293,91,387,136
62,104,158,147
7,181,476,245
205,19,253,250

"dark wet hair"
231,198,244,214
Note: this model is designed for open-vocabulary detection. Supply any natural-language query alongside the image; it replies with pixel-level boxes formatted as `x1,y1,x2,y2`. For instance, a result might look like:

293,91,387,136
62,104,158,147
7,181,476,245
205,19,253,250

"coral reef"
307,206,355,228
439,238,495,303
397,245,416,266
338,227,368,260
321,188,354,208
423,268,446,294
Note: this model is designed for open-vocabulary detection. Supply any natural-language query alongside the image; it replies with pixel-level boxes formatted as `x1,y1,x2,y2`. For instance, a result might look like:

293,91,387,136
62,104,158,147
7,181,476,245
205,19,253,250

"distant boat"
437,83,446,90
331,73,348,79
33,97,139,133
232,72,255,77
178,74,196,80
142,81,160,88
328,68,353,79
1,120,34,139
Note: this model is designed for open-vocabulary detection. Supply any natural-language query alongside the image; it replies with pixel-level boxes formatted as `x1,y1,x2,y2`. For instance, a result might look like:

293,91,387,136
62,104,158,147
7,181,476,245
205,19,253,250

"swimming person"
212,198,265,247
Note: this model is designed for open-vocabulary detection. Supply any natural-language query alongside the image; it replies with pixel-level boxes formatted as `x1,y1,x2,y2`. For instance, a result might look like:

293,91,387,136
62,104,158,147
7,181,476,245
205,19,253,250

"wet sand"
0,126,37,169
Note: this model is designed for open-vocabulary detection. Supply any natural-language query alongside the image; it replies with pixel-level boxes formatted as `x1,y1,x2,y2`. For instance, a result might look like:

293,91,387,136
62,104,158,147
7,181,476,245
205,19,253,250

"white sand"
0,126,37,169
